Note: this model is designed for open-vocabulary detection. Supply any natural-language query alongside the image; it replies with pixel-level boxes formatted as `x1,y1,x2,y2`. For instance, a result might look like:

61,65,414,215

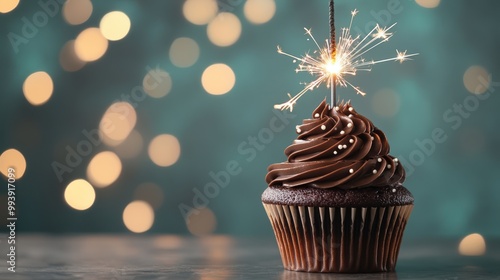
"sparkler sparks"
274,10,418,112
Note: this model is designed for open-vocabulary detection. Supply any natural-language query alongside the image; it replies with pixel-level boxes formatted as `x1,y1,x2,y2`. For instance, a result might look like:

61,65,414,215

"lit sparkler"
274,9,418,112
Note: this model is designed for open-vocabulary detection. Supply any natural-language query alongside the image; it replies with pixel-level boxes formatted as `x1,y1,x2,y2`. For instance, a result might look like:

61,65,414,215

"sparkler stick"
329,0,337,107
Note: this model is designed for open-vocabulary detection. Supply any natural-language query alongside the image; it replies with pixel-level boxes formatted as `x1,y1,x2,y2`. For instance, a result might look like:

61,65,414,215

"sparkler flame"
274,9,418,112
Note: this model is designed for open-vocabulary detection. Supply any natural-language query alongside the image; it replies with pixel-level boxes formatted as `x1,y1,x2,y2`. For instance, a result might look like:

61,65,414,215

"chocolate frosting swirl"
266,100,405,189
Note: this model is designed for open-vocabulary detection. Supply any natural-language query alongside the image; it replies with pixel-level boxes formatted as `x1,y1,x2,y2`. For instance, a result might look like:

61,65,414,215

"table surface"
0,234,499,279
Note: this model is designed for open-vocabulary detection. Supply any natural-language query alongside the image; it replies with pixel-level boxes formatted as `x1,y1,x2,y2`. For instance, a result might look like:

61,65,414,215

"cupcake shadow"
281,270,399,280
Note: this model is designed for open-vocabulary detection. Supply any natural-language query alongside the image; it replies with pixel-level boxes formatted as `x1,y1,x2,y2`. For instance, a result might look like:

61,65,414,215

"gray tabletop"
0,234,499,279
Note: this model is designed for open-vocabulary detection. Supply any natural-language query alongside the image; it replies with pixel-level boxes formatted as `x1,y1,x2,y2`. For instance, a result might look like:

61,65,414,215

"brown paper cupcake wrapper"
263,203,413,273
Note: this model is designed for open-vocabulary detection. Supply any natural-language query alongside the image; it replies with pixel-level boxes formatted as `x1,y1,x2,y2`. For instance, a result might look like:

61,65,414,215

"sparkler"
274,1,418,112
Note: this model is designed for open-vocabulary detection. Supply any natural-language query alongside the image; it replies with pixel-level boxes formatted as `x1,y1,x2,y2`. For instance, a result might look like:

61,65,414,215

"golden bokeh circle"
207,12,242,47
100,11,131,41
75,27,109,62
0,0,20,13
183,0,218,25
148,134,181,167
143,69,172,98
202,63,236,95
169,37,200,68
244,0,276,25
64,179,96,211
63,0,93,25
87,151,122,188
463,65,491,95
99,102,137,146
459,233,486,256
186,207,217,237
0,148,27,179
23,71,54,106
123,201,155,233
415,0,440,8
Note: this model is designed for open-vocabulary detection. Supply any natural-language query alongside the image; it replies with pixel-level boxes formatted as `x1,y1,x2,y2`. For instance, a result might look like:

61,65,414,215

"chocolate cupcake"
262,100,413,273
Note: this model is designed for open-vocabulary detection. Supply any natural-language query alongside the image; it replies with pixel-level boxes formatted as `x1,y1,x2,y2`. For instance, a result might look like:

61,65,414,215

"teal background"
0,0,499,239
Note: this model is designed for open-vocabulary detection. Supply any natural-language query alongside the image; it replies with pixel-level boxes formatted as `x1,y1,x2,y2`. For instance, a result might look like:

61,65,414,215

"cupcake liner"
263,203,413,273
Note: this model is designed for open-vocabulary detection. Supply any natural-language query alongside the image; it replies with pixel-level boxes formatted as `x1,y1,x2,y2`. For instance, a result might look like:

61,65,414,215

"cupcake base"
263,203,413,273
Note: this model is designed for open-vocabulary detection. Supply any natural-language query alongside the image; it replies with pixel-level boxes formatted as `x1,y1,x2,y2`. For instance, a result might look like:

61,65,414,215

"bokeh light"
200,235,233,247
244,0,276,25
0,148,26,179
202,63,235,95
459,233,486,256
148,134,181,167
207,12,242,47
134,182,164,210
186,207,217,237
99,102,137,146
114,130,143,159
200,236,232,265
143,68,172,98
64,179,96,211
123,201,155,233
87,151,122,188
0,0,19,13
183,0,218,25
199,268,232,279
59,40,86,72
154,235,184,249
62,0,93,25
464,65,491,95
100,11,131,41
74,27,109,62
371,88,400,117
415,0,441,8
99,131,124,147
169,37,200,68
23,71,54,106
